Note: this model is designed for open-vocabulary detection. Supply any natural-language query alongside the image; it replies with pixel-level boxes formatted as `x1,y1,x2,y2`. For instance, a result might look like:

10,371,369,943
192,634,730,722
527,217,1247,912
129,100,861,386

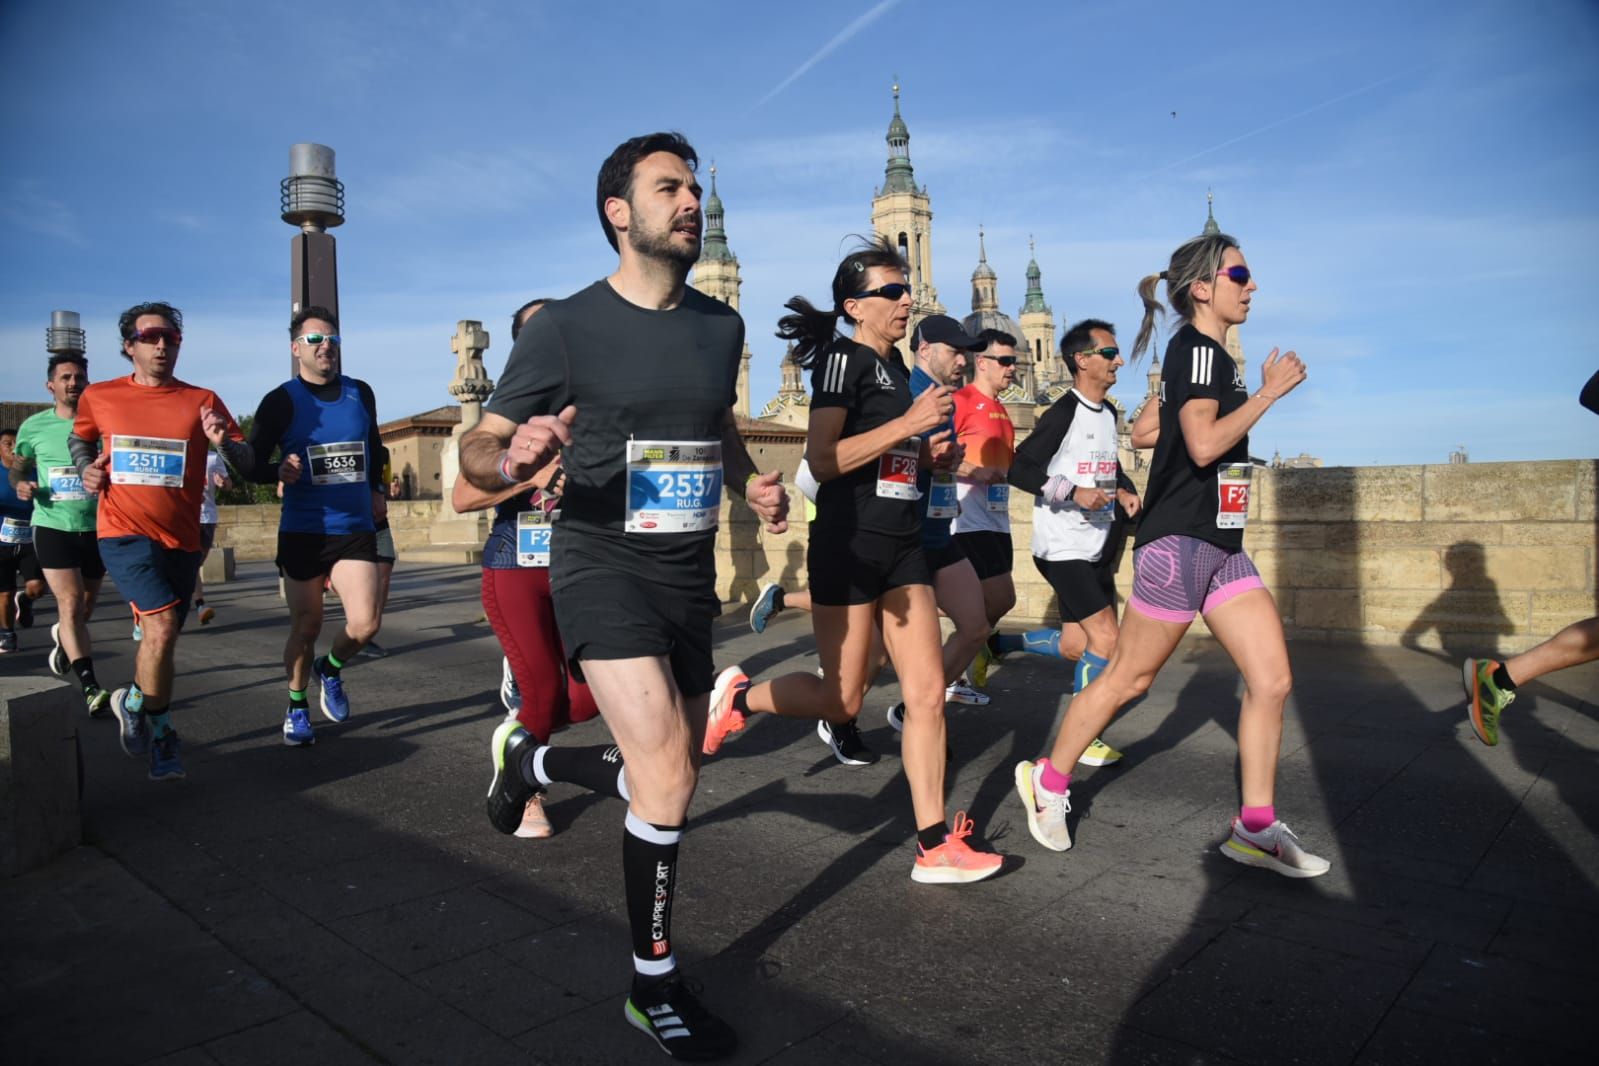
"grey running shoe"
48,623,69,676
945,679,990,706
1220,819,1331,878
0,629,16,654
111,688,151,757
1014,760,1072,852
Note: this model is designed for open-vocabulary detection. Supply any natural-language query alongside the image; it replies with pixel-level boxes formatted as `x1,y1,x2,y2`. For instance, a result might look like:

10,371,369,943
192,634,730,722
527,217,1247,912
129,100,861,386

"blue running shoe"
749,582,782,634
131,622,142,642
283,706,316,746
111,687,151,757
148,729,185,781
314,656,350,723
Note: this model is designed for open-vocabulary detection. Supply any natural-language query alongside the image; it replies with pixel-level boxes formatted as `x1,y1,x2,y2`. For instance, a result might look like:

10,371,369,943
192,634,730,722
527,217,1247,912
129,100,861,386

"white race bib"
876,444,919,500
48,466,88,501
110,435,186,488
0,517,31,545
985,483,1010,512
624,440,722,534
307,441,367,486
926,471,957,519
1217,463,1251,529
516,511,553,567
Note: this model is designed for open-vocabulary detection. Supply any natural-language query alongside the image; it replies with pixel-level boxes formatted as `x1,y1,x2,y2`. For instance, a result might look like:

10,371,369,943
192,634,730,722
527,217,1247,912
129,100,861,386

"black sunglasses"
129,327,182,346
1215,266,1251,285
980,353,1018,366
1073,346,1120,360
850,283,912,302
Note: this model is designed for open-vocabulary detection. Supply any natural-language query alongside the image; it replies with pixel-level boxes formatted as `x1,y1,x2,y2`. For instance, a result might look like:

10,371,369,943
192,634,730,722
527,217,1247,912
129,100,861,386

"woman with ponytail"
704,236,1005,885
1013,231,1329,879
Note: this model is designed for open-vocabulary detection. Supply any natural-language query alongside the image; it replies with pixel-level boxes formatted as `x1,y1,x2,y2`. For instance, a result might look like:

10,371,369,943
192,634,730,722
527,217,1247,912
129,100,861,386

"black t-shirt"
484,280,742,590
1135,324,1252,551
809,339,920,538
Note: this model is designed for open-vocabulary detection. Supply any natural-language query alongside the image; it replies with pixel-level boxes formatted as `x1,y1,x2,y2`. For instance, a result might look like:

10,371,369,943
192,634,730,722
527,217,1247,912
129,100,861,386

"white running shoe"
1014,760,1072,851
1220,819,1331,878
945,680,990,706
500,657,522,715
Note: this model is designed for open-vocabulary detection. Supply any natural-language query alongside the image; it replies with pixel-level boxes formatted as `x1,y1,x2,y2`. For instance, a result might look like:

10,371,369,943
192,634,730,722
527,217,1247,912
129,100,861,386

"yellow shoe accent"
1077,738,1123,767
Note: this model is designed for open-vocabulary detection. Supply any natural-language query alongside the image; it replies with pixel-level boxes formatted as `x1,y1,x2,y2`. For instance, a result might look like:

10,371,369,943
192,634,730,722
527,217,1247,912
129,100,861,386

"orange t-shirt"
953,384,1015,471
73,375,244,551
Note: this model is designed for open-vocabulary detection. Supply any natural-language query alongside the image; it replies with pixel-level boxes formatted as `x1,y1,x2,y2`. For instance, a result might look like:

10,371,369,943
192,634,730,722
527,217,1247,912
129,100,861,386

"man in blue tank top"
246,307,388,746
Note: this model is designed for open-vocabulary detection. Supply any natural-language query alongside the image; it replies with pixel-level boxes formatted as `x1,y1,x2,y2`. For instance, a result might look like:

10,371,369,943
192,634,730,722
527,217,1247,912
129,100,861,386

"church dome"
960,308,1026,346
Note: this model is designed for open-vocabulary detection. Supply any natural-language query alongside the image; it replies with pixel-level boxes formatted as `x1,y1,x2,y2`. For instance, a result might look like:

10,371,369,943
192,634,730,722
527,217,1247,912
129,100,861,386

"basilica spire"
882,81,917,194
700,163,733,262
1021,234,1048,314
1203,188,1220,236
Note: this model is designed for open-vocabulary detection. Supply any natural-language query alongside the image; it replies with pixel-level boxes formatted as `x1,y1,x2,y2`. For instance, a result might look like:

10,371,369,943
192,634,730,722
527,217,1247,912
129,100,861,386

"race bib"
0,517,31,545
516,511,553,567
625,440,722,534
48,465,88,501
110,435,186,488
926,472,957,519
985,483,1010,512
1217,463,1252,529
307,441,367,486
876,444,919,500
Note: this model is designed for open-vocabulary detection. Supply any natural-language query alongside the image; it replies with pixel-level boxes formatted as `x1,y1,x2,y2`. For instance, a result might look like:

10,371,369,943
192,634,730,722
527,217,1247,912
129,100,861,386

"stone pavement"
2,562,1595,1065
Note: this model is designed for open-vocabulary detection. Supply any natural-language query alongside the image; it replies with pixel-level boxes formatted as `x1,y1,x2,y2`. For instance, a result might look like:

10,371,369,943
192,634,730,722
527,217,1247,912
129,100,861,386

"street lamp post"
46,310,86,358
280,143,345,377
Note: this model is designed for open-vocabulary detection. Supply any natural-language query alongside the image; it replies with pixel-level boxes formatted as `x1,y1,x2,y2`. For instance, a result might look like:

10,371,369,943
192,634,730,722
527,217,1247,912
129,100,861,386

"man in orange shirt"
72,301,252,781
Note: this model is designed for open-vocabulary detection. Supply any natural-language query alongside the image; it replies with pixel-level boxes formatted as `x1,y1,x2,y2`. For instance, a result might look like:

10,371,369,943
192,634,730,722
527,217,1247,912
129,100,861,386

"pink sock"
1038,757,1072,794
1240,805,1276,833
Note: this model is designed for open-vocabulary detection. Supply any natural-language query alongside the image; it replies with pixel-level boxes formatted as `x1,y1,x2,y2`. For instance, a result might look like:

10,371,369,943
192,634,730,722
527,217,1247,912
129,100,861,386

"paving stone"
1394,949,1596,1052
202,1010,373,1065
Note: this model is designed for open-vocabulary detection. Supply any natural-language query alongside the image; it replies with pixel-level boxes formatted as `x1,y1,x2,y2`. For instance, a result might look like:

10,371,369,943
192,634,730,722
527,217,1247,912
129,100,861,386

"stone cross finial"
448,320,494,433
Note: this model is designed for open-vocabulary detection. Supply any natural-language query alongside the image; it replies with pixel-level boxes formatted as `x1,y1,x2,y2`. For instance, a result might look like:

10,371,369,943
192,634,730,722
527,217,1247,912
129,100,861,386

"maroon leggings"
481,566,598,741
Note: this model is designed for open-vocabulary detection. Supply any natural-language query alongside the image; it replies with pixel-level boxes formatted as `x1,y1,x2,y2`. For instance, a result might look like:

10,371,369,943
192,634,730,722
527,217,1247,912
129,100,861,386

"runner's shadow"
1401,541,1515,666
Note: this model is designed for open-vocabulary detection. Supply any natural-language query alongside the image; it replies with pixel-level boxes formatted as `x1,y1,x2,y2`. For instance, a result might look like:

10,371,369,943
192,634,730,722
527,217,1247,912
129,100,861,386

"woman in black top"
1014,230,1329,879
704,237,1004,885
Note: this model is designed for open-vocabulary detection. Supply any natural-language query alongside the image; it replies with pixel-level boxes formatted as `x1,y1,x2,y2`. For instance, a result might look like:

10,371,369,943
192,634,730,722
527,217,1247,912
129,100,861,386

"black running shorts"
1034,556,1117,623
32,527,107,580
0,544,43,588
924,536,967,574
956,530,1013,580
552,570,720,697
276,531,381,582
808,524,931,607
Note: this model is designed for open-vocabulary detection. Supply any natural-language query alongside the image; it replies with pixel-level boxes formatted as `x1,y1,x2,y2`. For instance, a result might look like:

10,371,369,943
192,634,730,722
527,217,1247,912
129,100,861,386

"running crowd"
5,131,1596,1062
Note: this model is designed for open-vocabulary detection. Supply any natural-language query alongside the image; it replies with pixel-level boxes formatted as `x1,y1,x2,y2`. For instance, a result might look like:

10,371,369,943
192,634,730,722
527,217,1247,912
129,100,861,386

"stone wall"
217,458,1596,653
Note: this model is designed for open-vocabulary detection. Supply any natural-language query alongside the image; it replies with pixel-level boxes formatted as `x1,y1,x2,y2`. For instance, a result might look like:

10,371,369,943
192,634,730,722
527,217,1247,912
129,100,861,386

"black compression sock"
71,658,99,690
623,811,682,983
317,653,343,678
530,743,627,800
732,688,751,715
916,822,950,851
1493,663,1516,692
771,587,786,611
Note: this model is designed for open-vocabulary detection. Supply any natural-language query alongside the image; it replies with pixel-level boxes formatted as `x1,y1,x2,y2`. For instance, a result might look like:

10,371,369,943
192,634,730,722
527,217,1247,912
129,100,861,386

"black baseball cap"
911,314,984,351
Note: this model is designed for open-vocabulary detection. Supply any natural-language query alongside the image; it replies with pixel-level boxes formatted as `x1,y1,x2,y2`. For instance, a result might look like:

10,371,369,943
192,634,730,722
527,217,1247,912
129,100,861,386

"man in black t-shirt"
459,132,787,1063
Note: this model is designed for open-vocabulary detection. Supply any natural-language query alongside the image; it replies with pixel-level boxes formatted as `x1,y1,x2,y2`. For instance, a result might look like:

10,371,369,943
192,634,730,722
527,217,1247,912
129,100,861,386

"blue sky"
2,0,1595,466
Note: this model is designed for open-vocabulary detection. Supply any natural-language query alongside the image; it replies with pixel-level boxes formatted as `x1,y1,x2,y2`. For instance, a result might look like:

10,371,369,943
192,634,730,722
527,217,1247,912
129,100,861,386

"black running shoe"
486,720,537,834
624,974,737,1061
818,719,878,766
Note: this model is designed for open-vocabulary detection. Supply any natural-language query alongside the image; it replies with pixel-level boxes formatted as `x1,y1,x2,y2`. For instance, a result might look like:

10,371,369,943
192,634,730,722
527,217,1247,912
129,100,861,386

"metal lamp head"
281,143,345,232
46,310,86,356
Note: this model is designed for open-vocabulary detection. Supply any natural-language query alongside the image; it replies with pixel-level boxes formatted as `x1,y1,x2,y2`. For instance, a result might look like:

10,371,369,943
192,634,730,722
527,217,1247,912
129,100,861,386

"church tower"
691,165,753,416
871,83,943,357
1017,236,1058,391
1203,191,1245,380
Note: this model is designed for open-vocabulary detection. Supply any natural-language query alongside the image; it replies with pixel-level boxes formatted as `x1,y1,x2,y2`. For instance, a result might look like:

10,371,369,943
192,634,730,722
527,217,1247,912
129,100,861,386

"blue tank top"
0,470,31,522
279,376,375,535
909,364,955,549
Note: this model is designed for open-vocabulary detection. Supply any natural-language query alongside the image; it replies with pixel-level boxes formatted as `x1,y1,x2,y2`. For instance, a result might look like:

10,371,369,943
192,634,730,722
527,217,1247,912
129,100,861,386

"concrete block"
0,677,81,877
1261,466,1425,523
1500,522,1597,547
1254,548,1441,591
1477,546,1591,591
1529,590,1599,635
1361,588,1529,644
1424,460,1581,522
1578,459,1596,522
1291,589,1363,631
1343,521,1503,548
199,546,234,585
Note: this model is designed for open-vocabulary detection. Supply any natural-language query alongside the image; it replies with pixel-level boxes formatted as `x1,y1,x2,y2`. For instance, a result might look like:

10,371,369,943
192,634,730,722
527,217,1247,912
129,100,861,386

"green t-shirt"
15,408,98,533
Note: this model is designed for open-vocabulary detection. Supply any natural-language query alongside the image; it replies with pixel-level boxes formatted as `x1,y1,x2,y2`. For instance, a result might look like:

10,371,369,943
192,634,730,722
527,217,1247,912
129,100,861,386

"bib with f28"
1217,463,1251,529
876,444,919,500
625,440,722,534
517,510,554,567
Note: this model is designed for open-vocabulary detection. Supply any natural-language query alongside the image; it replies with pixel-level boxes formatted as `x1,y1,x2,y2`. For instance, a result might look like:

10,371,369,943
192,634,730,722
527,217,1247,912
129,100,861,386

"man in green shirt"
11,352,110,713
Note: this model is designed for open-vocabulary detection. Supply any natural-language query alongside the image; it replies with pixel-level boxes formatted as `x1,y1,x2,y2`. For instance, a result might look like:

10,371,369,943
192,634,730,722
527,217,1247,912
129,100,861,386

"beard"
627,207,701,268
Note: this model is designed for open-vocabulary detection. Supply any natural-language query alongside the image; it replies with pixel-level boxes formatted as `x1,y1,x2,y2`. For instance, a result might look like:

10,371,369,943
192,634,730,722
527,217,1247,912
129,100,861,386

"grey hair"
1132,232,1240,363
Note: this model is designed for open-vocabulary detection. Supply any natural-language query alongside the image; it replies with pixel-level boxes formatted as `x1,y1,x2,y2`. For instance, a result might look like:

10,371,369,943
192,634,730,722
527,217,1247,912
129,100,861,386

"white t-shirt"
1031,393,1120,562
199,451,225,525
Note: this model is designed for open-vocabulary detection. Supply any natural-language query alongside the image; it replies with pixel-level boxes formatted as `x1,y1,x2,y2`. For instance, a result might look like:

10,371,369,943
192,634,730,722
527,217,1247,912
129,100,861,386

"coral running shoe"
911,811,1003,884
702,666,749,755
